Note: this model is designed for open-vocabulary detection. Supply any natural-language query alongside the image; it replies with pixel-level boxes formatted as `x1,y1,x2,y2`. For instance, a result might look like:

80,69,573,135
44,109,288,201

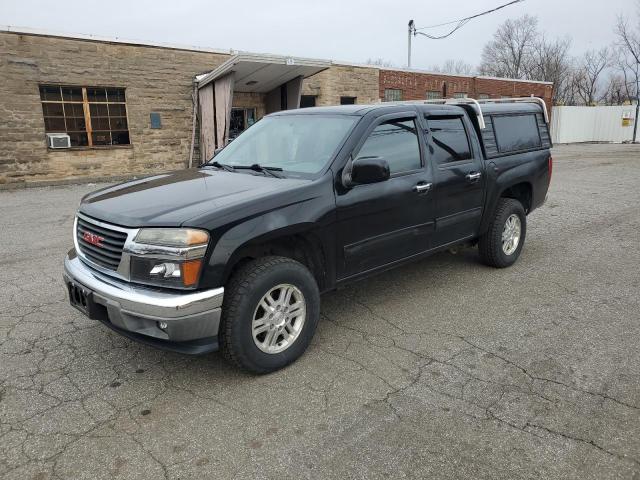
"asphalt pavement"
0,143,639,479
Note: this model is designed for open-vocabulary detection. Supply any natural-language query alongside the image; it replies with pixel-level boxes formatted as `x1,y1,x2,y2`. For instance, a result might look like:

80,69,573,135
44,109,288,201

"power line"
413,0,525,40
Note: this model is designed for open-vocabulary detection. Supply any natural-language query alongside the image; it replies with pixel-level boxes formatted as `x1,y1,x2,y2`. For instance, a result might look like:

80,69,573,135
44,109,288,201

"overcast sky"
1,0,636,70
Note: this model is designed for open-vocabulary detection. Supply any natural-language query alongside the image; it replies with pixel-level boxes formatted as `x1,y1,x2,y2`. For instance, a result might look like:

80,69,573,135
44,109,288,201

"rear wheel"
220,256,320,373
478,198,526,268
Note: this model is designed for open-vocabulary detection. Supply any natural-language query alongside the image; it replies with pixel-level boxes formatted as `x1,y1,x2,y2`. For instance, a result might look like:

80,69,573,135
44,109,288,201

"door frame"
335,110,436,281
341,109,430,182
422,112,486,246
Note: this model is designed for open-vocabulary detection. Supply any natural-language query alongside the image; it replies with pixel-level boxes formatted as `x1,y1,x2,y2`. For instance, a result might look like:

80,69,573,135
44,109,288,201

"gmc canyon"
64,98,552,373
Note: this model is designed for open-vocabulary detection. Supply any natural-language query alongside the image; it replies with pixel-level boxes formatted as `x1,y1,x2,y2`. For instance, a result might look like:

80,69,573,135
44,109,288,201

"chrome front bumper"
63,249,224,354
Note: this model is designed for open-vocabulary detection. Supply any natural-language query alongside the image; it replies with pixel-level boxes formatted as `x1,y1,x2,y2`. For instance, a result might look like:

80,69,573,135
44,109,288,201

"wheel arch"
500,181,533,213
479,179,533,236
216,223,331,292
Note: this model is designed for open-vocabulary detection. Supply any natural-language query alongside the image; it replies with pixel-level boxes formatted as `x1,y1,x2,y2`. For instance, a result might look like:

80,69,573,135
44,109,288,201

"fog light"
149,262,181,278
158,321,168,330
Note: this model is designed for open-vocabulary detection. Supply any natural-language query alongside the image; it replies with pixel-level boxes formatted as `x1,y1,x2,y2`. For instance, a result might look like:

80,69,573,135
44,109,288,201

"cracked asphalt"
1,143,639,479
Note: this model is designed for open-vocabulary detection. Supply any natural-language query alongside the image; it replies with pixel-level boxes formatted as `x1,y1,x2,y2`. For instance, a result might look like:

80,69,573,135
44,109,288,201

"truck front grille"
76,216,127,271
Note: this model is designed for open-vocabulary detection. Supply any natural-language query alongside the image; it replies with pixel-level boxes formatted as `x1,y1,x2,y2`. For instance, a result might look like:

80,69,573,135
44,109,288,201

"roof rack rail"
475,97,549,124
417,96,549,128
422,98,486,129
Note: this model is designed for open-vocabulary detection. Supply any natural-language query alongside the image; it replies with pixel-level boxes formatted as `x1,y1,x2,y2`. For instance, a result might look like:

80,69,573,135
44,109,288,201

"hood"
79,168,311,227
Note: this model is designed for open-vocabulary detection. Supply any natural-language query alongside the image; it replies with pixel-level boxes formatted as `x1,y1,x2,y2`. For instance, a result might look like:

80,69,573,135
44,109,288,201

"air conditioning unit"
46,133,71,149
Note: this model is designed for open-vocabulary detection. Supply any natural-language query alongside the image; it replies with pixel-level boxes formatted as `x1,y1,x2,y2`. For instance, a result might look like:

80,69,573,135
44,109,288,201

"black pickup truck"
64,99,552,373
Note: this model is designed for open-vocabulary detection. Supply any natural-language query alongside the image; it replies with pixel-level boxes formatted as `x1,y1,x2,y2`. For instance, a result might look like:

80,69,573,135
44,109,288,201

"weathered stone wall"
233,92,267,119
302,65,380,106
0,31,229,186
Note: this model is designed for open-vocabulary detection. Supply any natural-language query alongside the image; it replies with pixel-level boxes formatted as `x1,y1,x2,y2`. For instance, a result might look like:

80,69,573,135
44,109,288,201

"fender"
199,194,336,290
479,157,535,235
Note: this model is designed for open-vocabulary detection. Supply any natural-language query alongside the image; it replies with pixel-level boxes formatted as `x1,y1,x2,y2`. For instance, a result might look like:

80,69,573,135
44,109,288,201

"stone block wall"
0,31,229,186
302,65,380,106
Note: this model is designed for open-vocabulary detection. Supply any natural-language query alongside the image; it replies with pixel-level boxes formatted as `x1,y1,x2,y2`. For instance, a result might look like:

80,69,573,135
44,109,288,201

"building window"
426,91,442,100
39,85,130,147
300,95,316,108
383,89,403,102
229,108,256,139
478,94,490,99
453,92,468,99
340,96,357,105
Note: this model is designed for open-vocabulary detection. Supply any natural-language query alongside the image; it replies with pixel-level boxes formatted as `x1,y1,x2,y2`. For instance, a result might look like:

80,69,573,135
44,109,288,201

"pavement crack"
525,422,640,466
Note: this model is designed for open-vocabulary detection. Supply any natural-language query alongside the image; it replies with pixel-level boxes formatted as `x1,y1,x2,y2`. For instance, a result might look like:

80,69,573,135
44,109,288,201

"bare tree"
611,47,639,102
365,58,395,68
478,14,575,104
573,48,611,105
429,59,476,75
614,4,640,140
615,12,640,65
614,11,640,102
528,36,573,104
479,14,539,79
601,72,630,104
560,70,582,106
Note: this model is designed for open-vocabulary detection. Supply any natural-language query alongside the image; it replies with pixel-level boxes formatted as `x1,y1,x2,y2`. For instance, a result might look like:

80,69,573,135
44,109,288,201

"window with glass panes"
39,85,130,147
383,89,403,102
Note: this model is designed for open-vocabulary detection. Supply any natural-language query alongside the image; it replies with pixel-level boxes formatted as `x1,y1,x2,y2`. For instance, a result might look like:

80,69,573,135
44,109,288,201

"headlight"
128,228,210,289
135,228,209,247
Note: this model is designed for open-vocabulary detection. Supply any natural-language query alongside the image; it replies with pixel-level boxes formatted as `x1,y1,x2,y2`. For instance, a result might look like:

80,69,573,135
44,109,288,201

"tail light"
548,155,553,183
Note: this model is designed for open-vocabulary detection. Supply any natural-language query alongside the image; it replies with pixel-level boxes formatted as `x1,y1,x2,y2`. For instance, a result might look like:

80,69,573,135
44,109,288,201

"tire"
220,256,320,374
478,198,527,268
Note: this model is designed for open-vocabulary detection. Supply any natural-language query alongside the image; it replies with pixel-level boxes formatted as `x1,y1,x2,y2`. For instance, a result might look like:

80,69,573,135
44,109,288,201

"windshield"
210,115,358,177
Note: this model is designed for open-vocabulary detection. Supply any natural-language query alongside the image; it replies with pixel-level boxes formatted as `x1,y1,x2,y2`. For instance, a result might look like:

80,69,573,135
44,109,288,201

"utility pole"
408,20,414,69
634,74,639,143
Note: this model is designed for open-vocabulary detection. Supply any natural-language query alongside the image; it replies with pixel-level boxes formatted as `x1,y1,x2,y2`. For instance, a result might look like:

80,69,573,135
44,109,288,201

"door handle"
413,182,432,193
466,172,481,182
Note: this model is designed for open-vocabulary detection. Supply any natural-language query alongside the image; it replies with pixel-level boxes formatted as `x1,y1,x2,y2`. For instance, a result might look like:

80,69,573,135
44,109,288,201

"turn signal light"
548,155,553,183
181,259,203,287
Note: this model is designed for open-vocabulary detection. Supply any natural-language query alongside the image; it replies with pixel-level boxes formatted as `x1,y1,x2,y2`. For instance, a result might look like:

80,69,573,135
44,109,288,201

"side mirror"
347,156,390,186
213,147,224,157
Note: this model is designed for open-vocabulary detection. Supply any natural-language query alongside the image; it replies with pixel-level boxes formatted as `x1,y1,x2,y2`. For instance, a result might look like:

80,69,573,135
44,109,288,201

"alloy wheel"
251,284,306,354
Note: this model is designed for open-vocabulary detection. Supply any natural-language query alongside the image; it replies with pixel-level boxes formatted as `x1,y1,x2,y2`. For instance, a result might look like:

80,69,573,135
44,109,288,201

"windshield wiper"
232,164,284,178
207,161,235,172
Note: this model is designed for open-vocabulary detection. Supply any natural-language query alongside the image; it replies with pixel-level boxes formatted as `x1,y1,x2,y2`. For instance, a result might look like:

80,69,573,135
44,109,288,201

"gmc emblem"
83,231,104,247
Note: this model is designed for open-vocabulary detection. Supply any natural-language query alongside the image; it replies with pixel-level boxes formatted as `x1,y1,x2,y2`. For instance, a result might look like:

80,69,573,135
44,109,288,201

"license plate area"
67,282,93,317
67,283,91,316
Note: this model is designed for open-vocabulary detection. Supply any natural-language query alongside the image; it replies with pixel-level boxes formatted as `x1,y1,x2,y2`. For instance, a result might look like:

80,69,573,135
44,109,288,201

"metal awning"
196,53,330,92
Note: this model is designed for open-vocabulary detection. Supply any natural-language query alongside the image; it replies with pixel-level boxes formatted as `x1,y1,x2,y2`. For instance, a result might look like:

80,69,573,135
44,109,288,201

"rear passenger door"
425,114,485,246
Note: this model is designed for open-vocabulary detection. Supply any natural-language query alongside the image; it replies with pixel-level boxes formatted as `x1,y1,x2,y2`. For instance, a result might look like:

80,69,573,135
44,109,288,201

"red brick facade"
379,69,553,110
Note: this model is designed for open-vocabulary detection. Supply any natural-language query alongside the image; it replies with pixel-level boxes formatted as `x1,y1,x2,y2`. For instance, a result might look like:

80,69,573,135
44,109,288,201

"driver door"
334,112,436,280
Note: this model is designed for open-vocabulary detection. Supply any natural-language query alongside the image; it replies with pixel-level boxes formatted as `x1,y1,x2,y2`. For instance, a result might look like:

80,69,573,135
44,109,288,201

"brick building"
0,27,553,187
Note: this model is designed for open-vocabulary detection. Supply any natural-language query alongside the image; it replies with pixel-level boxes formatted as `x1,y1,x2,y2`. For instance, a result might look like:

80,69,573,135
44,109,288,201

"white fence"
550,105,637,144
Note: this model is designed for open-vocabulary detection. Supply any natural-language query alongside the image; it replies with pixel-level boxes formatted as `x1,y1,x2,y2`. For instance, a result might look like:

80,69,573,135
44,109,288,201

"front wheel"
478,198,527,268
220,256,320,373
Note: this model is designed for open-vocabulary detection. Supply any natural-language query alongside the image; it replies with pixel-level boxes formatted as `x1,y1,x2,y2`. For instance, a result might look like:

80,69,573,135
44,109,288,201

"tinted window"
493,114,541,152
357,119,421,174
427,117,472,164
